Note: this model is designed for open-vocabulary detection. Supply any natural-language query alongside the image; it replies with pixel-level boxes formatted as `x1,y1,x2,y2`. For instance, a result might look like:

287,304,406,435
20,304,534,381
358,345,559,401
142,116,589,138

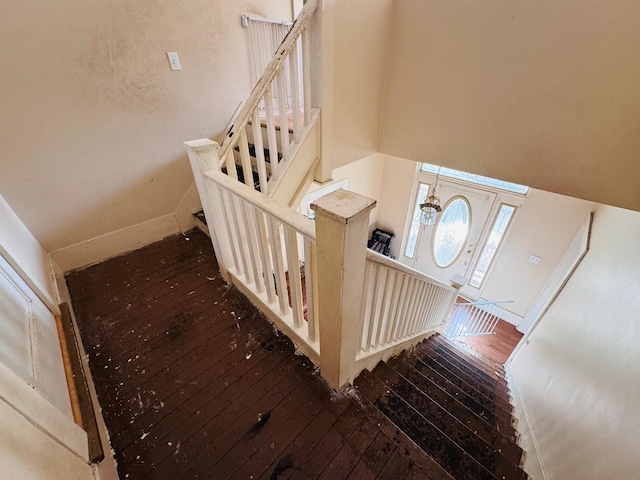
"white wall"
0,0,291,271
331,153,386,226
330,0,393,168
374,157,594,321
510,205,640,479
481,189,594,317
379,0,640,212
376,155,419,258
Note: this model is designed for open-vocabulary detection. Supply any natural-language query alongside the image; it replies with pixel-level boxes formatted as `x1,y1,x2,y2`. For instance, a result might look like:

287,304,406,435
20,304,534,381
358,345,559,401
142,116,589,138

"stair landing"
66,229,453,480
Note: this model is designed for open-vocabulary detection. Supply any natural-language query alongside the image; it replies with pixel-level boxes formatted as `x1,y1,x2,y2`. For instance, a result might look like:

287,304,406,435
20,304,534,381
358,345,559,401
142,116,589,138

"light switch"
529,255,541,265
167,52,182,71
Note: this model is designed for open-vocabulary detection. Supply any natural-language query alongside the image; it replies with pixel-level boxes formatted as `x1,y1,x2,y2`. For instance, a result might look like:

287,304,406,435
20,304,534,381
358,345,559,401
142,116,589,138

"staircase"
355,334,529,480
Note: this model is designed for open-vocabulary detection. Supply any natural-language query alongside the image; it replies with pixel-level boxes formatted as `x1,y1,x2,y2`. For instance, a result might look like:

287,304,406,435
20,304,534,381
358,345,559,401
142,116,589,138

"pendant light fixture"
420,167,442,226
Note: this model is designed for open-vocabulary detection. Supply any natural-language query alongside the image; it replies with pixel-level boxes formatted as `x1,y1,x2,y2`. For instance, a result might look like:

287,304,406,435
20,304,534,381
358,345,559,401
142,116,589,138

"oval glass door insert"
432,197,471,267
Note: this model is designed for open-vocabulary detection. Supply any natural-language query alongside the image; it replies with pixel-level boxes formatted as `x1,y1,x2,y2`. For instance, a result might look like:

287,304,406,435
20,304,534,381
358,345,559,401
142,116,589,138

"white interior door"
0,253,71,414
413,182,495,286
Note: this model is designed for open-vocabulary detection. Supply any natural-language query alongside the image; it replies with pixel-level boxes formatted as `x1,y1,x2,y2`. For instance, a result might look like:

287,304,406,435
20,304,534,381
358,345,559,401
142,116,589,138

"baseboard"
53,214,181,272
505,366,548,480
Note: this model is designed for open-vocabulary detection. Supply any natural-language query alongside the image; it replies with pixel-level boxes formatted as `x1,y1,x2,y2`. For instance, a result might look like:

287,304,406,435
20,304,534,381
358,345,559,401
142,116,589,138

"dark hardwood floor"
66,229,453,480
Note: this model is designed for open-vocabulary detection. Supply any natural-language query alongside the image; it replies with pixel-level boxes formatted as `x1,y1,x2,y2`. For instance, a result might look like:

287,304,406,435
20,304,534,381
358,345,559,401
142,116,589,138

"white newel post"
184,139,232,283
311,189,376,388
442,274,466,330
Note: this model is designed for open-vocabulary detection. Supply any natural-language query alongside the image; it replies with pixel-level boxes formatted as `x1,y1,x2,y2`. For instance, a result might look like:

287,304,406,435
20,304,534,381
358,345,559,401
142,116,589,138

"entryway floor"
449,320,523,366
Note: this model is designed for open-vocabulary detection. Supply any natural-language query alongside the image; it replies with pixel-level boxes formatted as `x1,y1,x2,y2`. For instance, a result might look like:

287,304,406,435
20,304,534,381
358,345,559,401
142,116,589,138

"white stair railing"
186,139,320,361
218,0,321,196
185,139,462,388
359,251,459,357
445,300,514,337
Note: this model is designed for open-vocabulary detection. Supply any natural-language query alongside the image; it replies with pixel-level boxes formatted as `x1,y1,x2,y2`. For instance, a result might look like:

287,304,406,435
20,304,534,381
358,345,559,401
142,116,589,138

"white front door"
413,181,496,290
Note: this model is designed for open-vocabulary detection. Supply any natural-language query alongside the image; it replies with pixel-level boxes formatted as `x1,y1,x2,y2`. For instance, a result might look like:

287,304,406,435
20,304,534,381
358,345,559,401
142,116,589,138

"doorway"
412,180,496,298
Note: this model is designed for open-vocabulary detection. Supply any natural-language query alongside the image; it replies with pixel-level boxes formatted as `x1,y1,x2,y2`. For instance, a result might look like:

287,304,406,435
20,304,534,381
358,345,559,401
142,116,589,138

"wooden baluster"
224,149,238,181
239,202,262,292
302,29,312,126
385,272,405,344
251,110,269,195
359,261,374,352
289,42,302,143
238,129,254,189
365,264,382,352
409,281,428,336
276,67,289,157
264,88,280,178
390,274,409,342
251,207,276,303
227,191,251,282
284,226,304,328
267,216,290,316
375,268,395,348
304,239,318,342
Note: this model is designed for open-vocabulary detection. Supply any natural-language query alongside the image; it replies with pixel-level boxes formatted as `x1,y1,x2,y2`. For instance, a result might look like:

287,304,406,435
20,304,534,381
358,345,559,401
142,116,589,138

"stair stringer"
268,108,321,208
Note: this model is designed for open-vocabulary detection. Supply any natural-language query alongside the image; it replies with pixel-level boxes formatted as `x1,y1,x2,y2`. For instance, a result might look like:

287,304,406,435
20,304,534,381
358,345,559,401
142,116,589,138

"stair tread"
432,335,506,376
386,359,523,464
414,342,511,413
355,370,528,480
350,385,455,480
374,362,524,468
413,345,514,415
423,341,512,398
389,353,518,441
431,334,506,376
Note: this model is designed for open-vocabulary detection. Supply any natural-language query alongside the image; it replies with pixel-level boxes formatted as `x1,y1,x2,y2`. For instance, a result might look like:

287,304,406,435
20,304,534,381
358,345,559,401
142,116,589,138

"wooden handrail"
218,0,319,159
366,250,456,292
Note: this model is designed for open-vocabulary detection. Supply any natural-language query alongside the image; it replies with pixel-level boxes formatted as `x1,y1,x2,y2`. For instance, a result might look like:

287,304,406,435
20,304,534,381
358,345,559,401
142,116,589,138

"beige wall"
331,0,393,168
331,153,386,226
379,0,640,212
0,0,291,270
510,204,640,479
375,156,594,321
481,189,594,317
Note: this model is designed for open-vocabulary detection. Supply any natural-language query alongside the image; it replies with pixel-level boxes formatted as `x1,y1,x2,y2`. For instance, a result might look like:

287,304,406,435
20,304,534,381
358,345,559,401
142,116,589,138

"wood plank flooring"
66,229,452,480
451,320,523,366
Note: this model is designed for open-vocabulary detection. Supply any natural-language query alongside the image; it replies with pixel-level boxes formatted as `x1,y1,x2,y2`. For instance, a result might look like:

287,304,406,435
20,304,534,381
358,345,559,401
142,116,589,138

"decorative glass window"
469,204,516,288
432,197,471,268
404,182,429,259
420,163,528,195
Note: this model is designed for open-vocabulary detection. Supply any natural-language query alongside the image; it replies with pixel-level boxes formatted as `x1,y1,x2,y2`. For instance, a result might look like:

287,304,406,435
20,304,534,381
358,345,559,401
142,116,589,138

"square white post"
184,139,232,283
311,189,376,387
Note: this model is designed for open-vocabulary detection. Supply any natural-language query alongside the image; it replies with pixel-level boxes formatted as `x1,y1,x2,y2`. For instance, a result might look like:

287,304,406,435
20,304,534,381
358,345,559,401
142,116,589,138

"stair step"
374,362,524,468
391,353,517,441
192,209,207,226
416,342,513,408
351,385,455,480
431,335,506,378
425,340,512,398
406,352,515,430
386,359,523,464
355,370,528,480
